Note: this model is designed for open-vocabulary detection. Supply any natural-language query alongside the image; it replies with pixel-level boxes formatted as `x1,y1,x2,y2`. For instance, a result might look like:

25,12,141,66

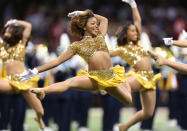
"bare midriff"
87,51,112,71
4,60,26,75
133,57,152,72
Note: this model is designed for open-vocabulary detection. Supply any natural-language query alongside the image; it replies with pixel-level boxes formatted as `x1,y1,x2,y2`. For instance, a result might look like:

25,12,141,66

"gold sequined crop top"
0,40,26,63
114,41,148,67
68,34,109,62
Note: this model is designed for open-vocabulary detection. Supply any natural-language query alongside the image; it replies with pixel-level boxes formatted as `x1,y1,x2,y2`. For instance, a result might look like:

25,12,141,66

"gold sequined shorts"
77,65,125,90
125,70,162,91
0,65,40,93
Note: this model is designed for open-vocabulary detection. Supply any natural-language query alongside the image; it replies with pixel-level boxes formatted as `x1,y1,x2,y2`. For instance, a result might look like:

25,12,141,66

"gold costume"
69,34,108,62
0,40,25,63
114,42,161,91
0,41,40,93
125,70,161,91
77,65,125,90
68,34,125,89
113,42,148,67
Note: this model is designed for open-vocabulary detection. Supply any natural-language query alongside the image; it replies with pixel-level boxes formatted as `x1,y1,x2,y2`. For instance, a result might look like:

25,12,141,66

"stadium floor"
25,107,181,131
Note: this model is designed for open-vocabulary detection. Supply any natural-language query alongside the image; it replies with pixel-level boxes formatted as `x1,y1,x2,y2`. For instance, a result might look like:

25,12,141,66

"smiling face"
84,17,99,37
126,24,138,42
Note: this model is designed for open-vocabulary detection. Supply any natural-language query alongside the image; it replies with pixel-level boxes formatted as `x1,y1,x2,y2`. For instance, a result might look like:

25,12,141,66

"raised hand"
19,68,38,82
163,37,173,46
67,10,85,18
121,0,137,8
148,50,166,66
4,19,17,27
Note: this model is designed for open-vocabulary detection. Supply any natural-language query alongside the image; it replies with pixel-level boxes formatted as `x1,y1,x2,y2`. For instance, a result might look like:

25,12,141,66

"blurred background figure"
0,0,187,131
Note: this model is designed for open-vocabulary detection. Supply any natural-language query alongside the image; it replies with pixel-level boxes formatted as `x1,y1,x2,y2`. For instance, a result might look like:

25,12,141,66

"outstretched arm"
122,0,142,33
131,1,142,33
163,38,187,47
19,50,74,81
164,59,187,74
173,40,187,47
94,14,108,36
37,49,74,73
148,50,187,74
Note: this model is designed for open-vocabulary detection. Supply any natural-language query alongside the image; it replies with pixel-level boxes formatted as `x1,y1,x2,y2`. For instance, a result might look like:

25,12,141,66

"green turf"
25,107,180,131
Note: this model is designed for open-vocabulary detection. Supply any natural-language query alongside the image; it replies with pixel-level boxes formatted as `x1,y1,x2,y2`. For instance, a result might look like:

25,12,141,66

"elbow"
28,23,32,30
104,17,108,24
100,16,108,24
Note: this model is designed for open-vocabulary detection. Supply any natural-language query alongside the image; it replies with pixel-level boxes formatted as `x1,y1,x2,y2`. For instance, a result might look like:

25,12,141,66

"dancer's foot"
34,117,45,130
30,88,45,100
117,124,127,131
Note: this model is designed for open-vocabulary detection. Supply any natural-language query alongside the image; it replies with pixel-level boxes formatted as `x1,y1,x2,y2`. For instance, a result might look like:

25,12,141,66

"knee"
65,79,75,89
143,110,154,119
66,78,80,89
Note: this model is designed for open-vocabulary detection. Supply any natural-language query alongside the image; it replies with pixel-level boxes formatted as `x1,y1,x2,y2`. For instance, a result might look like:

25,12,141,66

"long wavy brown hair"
1,24,24,46
69,9,94,38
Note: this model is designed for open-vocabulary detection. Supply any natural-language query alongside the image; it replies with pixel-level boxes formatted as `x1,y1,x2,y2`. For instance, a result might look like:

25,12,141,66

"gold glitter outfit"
0,40,25,63
69,34,109,62
114,42,161,91
68,34,125,89
0,41,39,93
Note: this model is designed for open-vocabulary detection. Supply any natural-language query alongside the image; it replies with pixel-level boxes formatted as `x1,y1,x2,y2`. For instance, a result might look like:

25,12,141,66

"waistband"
136,70,154,80
88,67,114,80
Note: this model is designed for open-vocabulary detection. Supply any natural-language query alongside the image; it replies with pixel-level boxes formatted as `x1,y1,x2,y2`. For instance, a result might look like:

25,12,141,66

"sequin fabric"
88,67,114,80
114,42,148,67
68,34,109,62
0,40,25,63
77,65,125,90
125,70,162,91
0,64,40,93
136,70,154,81
7,74,22,81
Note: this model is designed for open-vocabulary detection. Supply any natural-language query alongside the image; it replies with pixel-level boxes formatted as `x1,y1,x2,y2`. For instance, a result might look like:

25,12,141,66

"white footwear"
39,127,53,131
130,122,140,129
168,119,177,127
113,125,120,131
78,127,89,131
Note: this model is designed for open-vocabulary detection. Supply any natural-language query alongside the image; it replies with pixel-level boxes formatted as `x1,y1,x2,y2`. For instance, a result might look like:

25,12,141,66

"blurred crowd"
0,0,187,131
0,0,187,49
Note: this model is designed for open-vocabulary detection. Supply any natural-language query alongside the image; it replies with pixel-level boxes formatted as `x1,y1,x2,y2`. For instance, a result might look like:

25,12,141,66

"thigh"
140,90,156,113
0,80,15,94
63,75,98,91
105,86,132,105
125,76,142,92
